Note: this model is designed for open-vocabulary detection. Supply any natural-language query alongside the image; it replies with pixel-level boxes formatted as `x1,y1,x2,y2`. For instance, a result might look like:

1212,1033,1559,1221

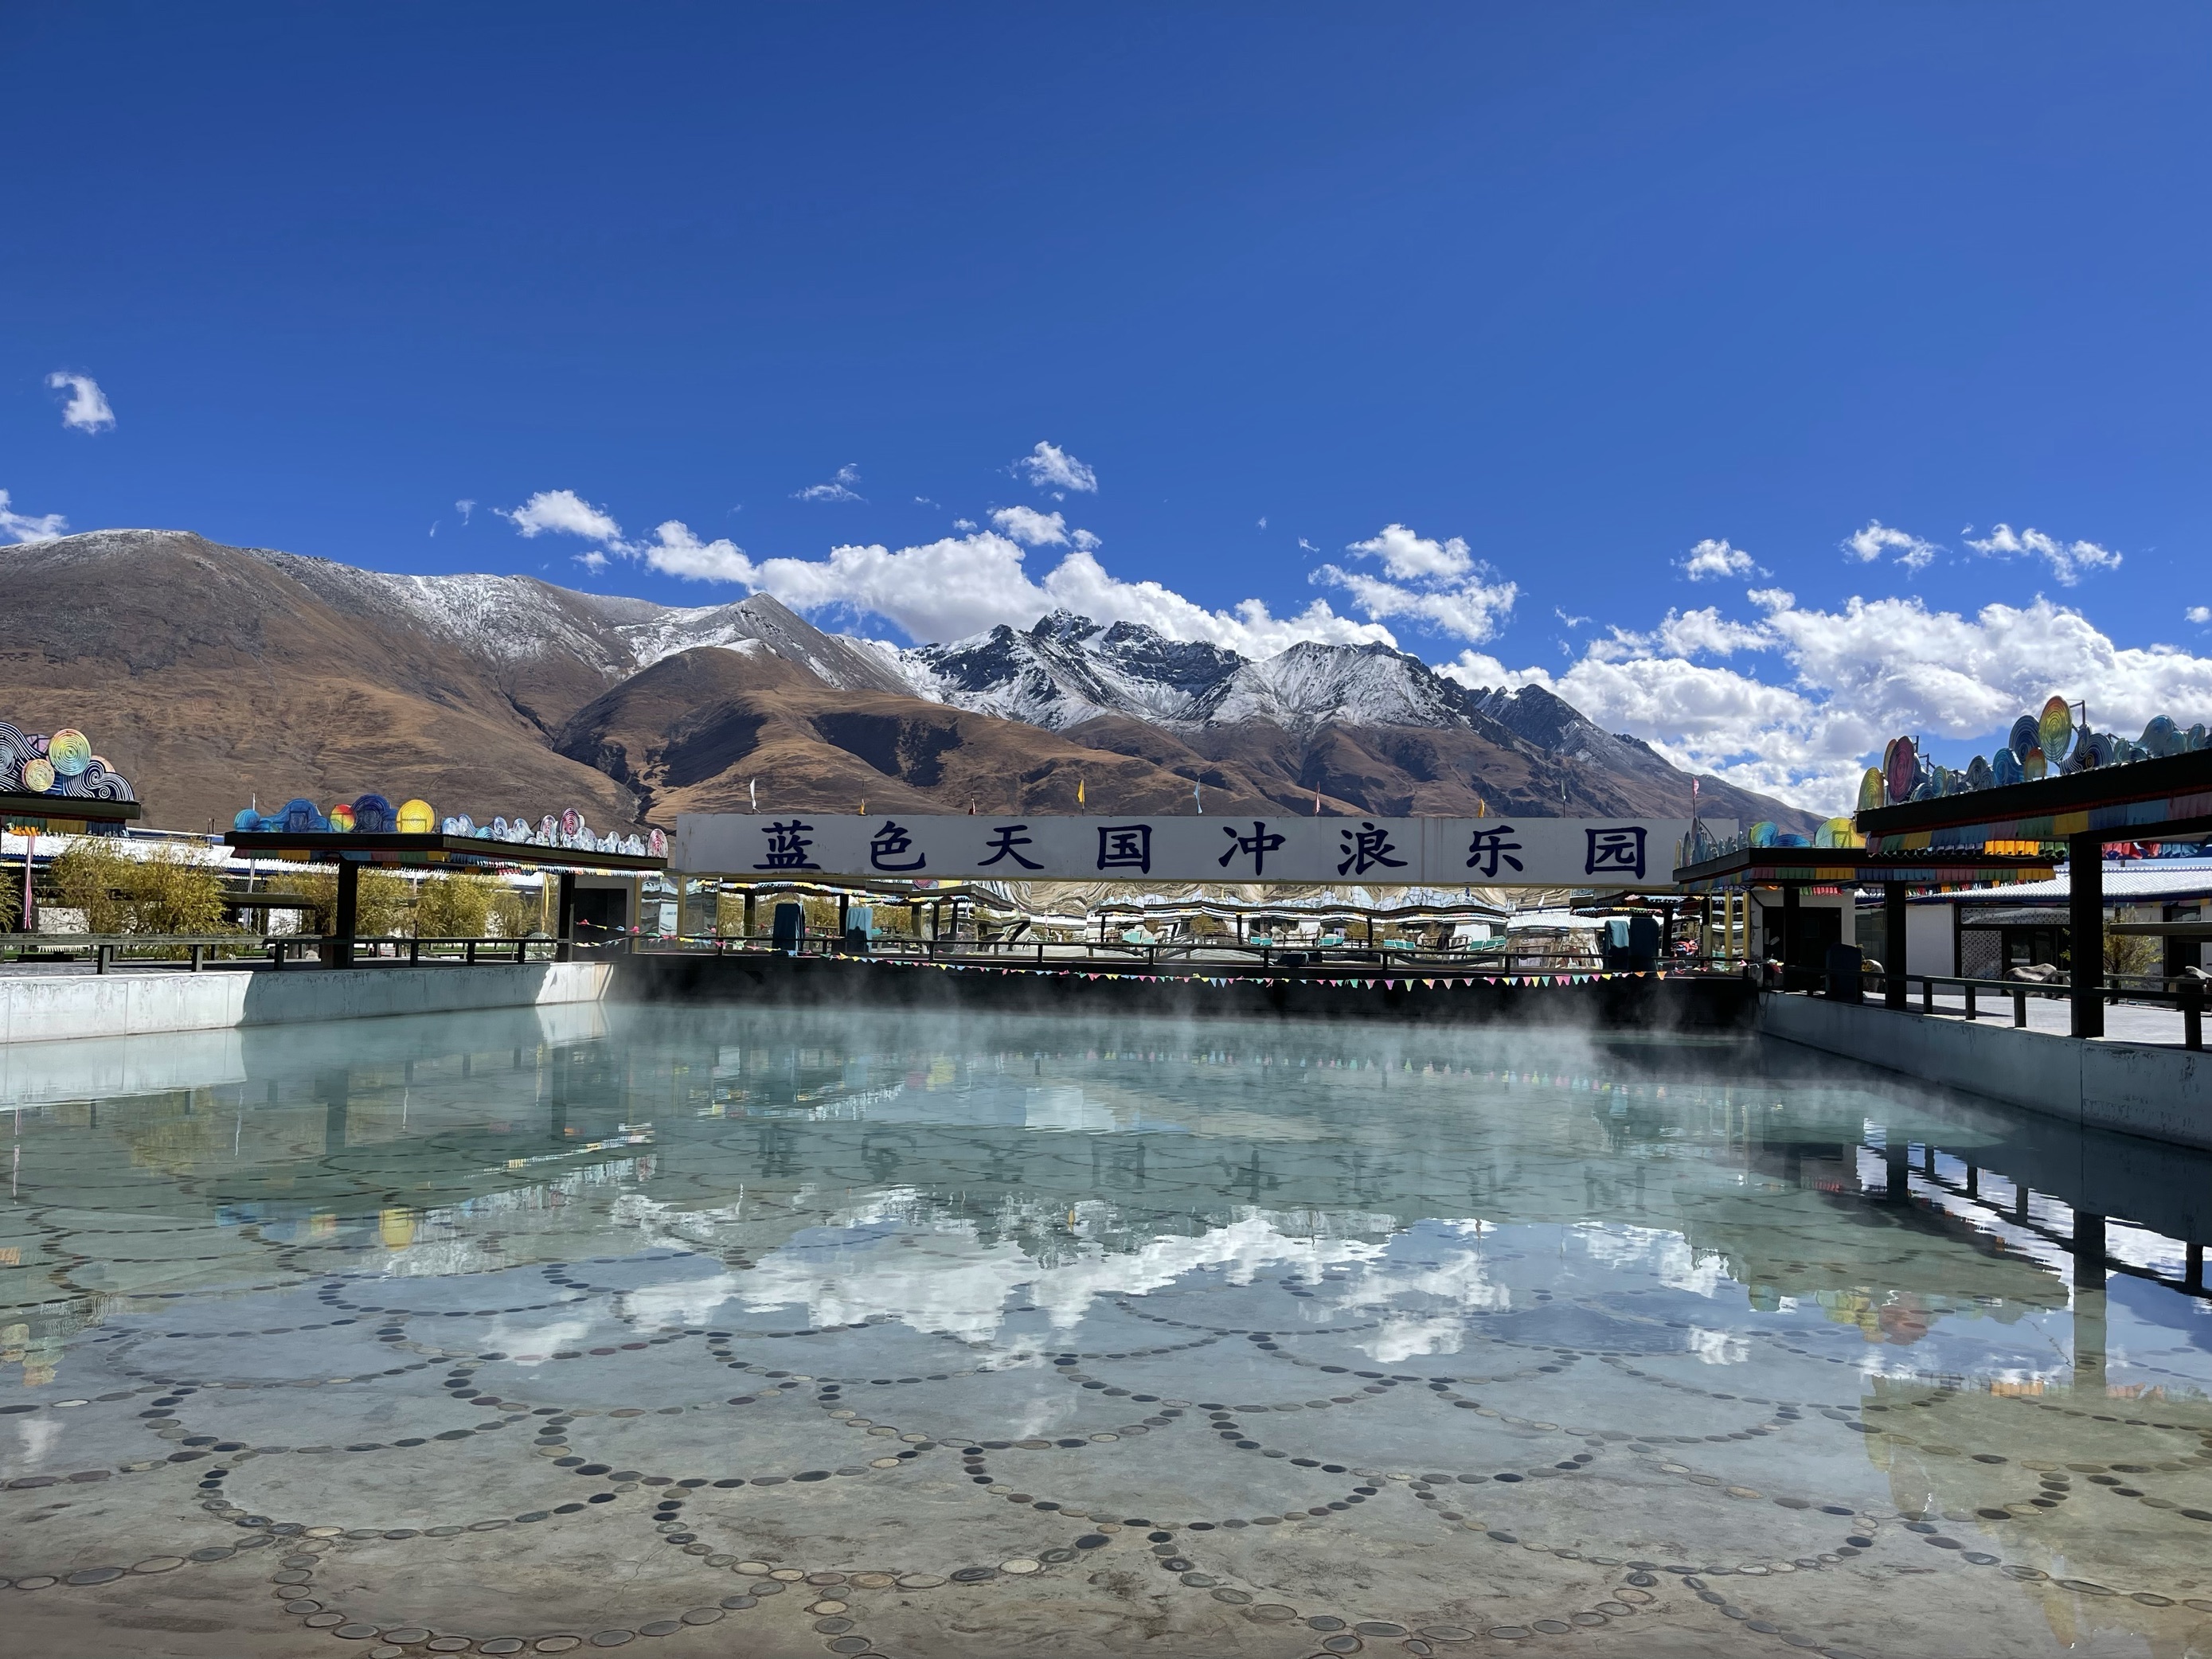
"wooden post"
2069,831,2104,1039
1883,882,1907,1010
332,861,360,968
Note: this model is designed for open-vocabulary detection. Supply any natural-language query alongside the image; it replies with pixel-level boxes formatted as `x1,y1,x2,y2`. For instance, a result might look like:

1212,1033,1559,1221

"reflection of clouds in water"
14,1414,61,1467
483,1315,599,1364
1685,1325,1749,1365
611,1204,1537,1353
1575,1220,1731,1298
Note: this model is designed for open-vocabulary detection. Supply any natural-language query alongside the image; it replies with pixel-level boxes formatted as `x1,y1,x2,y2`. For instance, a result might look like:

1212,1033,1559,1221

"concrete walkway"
1906,986,2194,1047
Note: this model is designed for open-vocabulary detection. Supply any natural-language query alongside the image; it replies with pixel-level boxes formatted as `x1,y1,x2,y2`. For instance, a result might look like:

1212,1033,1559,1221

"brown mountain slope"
0,530,639,831
553,648,1298,822
2,527,1817,838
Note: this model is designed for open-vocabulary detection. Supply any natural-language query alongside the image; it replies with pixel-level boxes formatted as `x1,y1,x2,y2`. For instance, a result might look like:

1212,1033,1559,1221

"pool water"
4,1002,2210,1657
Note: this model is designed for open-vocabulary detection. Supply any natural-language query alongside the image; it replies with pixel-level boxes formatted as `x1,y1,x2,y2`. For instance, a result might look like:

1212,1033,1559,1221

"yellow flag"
1077,777,1085,806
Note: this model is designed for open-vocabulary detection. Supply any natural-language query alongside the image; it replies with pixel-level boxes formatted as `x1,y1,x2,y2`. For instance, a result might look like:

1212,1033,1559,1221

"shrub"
49,839,136,934
289,868,410,937
129,847,230,935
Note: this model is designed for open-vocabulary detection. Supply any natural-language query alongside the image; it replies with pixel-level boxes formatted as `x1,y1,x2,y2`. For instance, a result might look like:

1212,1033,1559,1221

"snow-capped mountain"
7,530,1813,830
901,613,1495,735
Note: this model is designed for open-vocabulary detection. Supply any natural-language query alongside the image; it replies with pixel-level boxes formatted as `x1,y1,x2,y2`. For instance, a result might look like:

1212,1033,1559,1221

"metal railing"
1808,968,2206,1050
633,932,1711,978
1,933,567,972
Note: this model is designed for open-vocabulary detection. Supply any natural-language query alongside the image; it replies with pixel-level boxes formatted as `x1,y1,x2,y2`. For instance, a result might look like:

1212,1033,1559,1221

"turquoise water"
4,1003,2210,1656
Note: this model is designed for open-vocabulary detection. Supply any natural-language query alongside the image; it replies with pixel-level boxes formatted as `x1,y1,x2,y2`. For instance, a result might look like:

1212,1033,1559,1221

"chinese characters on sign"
752,819,820,870
672,814,1719,887
1096,824,1153,874
1217,820,1287,875
1337,820,1406,877
868,820,924,872
979,823,1044,871
1583,826,1647,880
1464,825,1525,879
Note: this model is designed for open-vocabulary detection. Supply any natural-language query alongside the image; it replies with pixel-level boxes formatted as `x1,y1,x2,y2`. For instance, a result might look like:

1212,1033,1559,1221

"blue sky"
5,4,2207,807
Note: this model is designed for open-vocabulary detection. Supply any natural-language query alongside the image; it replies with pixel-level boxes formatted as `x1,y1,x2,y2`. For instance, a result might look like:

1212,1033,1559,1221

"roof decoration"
1861,697,2208,809
233,794,665,860
0,723,135,801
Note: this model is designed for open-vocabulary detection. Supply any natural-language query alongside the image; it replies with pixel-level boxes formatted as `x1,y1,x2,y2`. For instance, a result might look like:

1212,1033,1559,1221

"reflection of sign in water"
869,820,924,872
1464,825,1525,878
754,819,821,870
1584,826,1647,879
1217,820,1287,875
1337,821,1406,876
979,823,1042,871
1096,824,1153,874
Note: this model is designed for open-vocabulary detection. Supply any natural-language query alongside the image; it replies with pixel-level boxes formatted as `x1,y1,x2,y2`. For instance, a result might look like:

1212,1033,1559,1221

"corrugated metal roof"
1909,861,2212,905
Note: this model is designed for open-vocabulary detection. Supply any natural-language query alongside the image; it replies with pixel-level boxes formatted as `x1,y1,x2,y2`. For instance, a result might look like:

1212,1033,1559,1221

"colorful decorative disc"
45,728,92,777
396,798,436,834
1857,767,1883,814
1885,736,1917,804
20,756,55,793
2037,696,2072,762
328,802,357,832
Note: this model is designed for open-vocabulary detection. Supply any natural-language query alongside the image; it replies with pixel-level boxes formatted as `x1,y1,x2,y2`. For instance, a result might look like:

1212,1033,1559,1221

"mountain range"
0,529,1815,837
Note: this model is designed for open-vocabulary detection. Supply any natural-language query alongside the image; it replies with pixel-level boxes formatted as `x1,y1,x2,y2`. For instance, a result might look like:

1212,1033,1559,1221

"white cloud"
638,520,752,583
989,506,1068,547
574,550,608,573
499,488,625,545
1446,588,2212,811
1315,564,1518,644
0,488,68,544
1069,528,1101,552
1679,537,1759,582
1014,441,1097,495
46,372,115,433
1256,516,1268,529
2189,606,2211,626
1298,537,1319,554
1314,521,1516,644
794,463,863,503
1843,519,1938,572
627,517,1394,655
1555,607,1589,629
1964,523,2121,585
952,517,977,532
455,498,475,523
1346,522,1472,580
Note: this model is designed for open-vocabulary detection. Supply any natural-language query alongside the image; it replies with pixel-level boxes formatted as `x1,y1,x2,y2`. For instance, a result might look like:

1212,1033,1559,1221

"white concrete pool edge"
1758,991,2212,1150
0,962,612,1044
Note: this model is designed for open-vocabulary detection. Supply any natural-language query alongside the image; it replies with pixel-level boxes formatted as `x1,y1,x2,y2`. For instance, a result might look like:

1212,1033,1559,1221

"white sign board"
672,814,1727,890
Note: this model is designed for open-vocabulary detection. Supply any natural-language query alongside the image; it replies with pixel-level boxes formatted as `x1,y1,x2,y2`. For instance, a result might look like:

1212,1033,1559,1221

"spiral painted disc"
45,728,92,777
20,756,56,793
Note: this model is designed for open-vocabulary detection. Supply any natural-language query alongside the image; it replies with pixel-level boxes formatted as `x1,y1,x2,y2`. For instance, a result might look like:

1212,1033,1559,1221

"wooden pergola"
1854,748,2212,1036
223,831,666,966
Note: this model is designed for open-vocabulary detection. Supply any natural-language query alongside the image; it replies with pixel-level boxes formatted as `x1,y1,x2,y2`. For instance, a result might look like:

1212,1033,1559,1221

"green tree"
488,887,533,939
414,873,495,939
